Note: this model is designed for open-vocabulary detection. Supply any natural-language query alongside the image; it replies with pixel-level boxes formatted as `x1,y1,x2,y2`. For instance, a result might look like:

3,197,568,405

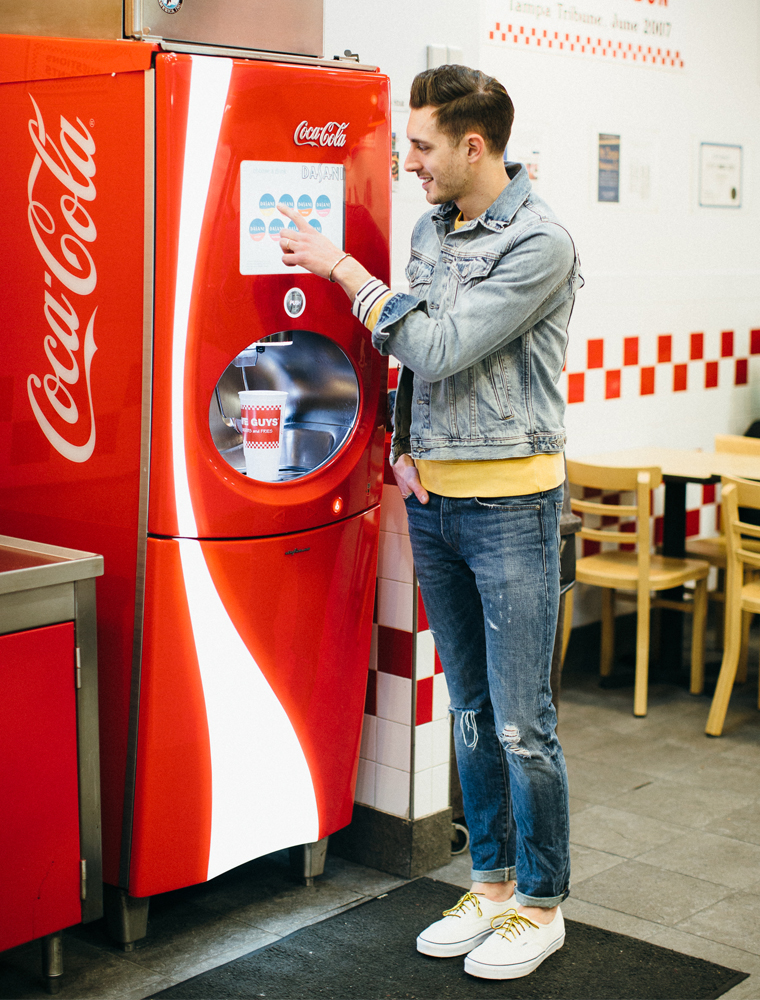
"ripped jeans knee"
451,708,480,750
498,723,531,759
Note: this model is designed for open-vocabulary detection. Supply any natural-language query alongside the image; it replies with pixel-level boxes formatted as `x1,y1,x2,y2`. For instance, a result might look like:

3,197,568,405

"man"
277,64,582,981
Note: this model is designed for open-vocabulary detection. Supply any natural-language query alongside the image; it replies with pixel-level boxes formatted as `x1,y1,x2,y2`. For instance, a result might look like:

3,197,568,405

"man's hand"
277,202,372,300
392,453,429,504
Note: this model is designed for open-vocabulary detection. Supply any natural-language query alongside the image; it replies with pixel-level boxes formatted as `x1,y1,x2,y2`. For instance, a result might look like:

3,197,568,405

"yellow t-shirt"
366,212,564,498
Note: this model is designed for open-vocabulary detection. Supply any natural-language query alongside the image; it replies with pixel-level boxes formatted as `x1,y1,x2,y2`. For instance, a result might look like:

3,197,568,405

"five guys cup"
238,390,288,481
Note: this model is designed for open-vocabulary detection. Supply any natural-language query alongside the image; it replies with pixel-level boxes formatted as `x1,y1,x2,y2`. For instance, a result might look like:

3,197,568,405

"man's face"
404,106,471,206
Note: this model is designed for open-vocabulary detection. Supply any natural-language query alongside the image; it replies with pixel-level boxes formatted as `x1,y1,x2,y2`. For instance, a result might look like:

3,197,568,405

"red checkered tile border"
488,21,684,68
567,330,759,404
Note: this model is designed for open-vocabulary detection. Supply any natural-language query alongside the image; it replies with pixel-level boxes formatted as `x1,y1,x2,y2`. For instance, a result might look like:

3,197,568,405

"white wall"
325,0,760,624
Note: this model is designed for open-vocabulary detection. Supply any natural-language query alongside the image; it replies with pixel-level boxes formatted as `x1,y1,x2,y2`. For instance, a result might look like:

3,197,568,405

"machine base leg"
103,884,150,949
290,836,329,886
41,932,63,995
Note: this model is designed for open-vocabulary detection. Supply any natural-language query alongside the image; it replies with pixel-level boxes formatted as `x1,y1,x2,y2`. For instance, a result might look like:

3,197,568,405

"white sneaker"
464,906,565,979
416,892,517,958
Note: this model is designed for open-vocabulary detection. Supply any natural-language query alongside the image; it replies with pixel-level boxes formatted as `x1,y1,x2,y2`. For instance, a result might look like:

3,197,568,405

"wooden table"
570,447,760,678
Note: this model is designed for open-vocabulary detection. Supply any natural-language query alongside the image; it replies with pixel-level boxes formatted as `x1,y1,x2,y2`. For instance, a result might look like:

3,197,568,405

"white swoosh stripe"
171,55,319,879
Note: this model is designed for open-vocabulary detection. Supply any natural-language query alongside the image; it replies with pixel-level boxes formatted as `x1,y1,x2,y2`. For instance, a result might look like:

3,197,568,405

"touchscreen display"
239,160,346,276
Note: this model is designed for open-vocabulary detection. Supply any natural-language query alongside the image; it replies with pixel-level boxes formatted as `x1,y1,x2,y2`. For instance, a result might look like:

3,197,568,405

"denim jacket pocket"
450,254,497,286
486,352,513,420
405,254,435,296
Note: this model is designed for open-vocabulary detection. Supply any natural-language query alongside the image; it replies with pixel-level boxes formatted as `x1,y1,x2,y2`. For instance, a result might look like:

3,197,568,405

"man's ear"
464,132,487,164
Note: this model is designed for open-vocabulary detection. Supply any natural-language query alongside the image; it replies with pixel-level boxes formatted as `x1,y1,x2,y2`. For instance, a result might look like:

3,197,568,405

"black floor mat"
149,878,748,999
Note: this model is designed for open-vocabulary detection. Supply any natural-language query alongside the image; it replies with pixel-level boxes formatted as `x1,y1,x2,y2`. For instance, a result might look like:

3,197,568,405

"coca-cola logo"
26,95,98,464
293,120,349,148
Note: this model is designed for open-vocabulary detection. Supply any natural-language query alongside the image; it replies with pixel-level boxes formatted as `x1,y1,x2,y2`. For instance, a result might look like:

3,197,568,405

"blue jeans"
404,486,570,907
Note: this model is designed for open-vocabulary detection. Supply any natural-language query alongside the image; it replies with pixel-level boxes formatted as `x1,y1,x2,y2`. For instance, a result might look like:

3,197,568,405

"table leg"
660,480,686,678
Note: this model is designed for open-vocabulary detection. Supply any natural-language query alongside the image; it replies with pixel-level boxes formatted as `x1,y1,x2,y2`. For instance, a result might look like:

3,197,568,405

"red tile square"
417,588,429,632
657,335,672,363
705,361,719,389
721,330,734,358
673,364,688,392
582,539,601,557
364,669,377,715
434,650,444,674
640,366,655,395
377,625,414,678
587,339,604,369
703,483,716,505
751,329,760,355
620,520,636,552
655,515,664,546
415,676,434,726
686,508,700,538
736,358,748,386
567,372,585,404
624,337,639,366
690,333,704,360
605,369,621,399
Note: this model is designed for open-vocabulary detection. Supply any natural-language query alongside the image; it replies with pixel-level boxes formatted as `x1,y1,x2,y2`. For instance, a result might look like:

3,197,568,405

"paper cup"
238,390,287,481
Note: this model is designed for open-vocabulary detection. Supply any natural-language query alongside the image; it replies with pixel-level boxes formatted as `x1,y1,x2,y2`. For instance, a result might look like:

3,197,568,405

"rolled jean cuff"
471,867,517,883
515,888,569,908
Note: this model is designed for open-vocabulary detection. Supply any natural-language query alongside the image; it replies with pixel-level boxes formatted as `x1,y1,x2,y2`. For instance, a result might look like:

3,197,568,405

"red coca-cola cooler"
0,21,389,943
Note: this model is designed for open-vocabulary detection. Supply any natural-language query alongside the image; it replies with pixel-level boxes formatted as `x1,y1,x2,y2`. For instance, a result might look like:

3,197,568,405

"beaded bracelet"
328,252,352,282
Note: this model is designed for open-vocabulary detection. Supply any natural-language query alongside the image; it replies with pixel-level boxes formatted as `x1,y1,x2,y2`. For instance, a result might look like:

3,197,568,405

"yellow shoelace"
491,910,539,939
442,892,485,919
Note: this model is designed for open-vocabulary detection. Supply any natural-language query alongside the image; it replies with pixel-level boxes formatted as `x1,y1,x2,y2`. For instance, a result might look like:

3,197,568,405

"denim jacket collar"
431,161,529,236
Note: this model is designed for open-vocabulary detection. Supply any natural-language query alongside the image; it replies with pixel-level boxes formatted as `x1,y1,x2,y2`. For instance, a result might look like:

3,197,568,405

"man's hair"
409,65,514,156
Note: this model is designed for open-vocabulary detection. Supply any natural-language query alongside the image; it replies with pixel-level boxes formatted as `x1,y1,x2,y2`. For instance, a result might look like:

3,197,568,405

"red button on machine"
332,497,344,515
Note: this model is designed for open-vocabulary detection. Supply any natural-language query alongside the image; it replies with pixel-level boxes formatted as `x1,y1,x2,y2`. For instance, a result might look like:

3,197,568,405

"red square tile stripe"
673,364,688,392
605,370,621,399
736,359,748,386
703,483,716,505
721,330,734,358
587,339,604,369
377,625,413,678
567,372,584,404
658,335,672,363
415,676,434,725
417,588,429,632
640,366,655,395
686,509,700,537
434,650,444,674
365,669,377,716
705,361,719,389
624,337,639,366
690,333,704,360
751,330,760,355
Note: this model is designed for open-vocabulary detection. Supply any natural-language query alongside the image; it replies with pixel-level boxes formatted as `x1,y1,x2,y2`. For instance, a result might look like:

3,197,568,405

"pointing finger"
277,202,310,231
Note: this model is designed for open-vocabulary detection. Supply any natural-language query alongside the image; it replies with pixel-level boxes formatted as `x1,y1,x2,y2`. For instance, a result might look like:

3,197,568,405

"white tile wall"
376,578,415,632
375,763,410,817
431,762,450,813
413,767,433,818
375,717,411,771
415,629,436,679
413,720,433,772
378,529,415,584
432,672,450,720
355,757,376,807
430,717,451,767
360,713,377,761
379,484,409,536
376,671,412,725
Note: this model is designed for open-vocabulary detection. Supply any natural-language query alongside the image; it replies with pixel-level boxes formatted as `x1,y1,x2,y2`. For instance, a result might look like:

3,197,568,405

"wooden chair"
686,434,760,679
705,476,760,736
567,460,710,717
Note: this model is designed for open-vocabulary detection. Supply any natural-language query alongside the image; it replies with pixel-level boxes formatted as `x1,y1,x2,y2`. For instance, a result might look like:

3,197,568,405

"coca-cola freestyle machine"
0,8,389,945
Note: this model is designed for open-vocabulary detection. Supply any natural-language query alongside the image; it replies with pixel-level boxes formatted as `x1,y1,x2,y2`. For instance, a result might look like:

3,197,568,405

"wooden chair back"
566,461,661,556
715,434,760,456
722,477,760,588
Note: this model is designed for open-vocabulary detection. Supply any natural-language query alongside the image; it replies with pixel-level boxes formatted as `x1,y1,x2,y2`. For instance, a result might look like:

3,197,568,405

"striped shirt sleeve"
352,277,393,329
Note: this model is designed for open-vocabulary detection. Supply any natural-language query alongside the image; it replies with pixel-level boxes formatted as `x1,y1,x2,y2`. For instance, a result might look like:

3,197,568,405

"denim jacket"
372,163,583,463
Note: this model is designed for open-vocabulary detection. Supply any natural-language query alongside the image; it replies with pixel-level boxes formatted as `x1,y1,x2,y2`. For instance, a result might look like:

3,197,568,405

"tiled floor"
2,616,760,999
